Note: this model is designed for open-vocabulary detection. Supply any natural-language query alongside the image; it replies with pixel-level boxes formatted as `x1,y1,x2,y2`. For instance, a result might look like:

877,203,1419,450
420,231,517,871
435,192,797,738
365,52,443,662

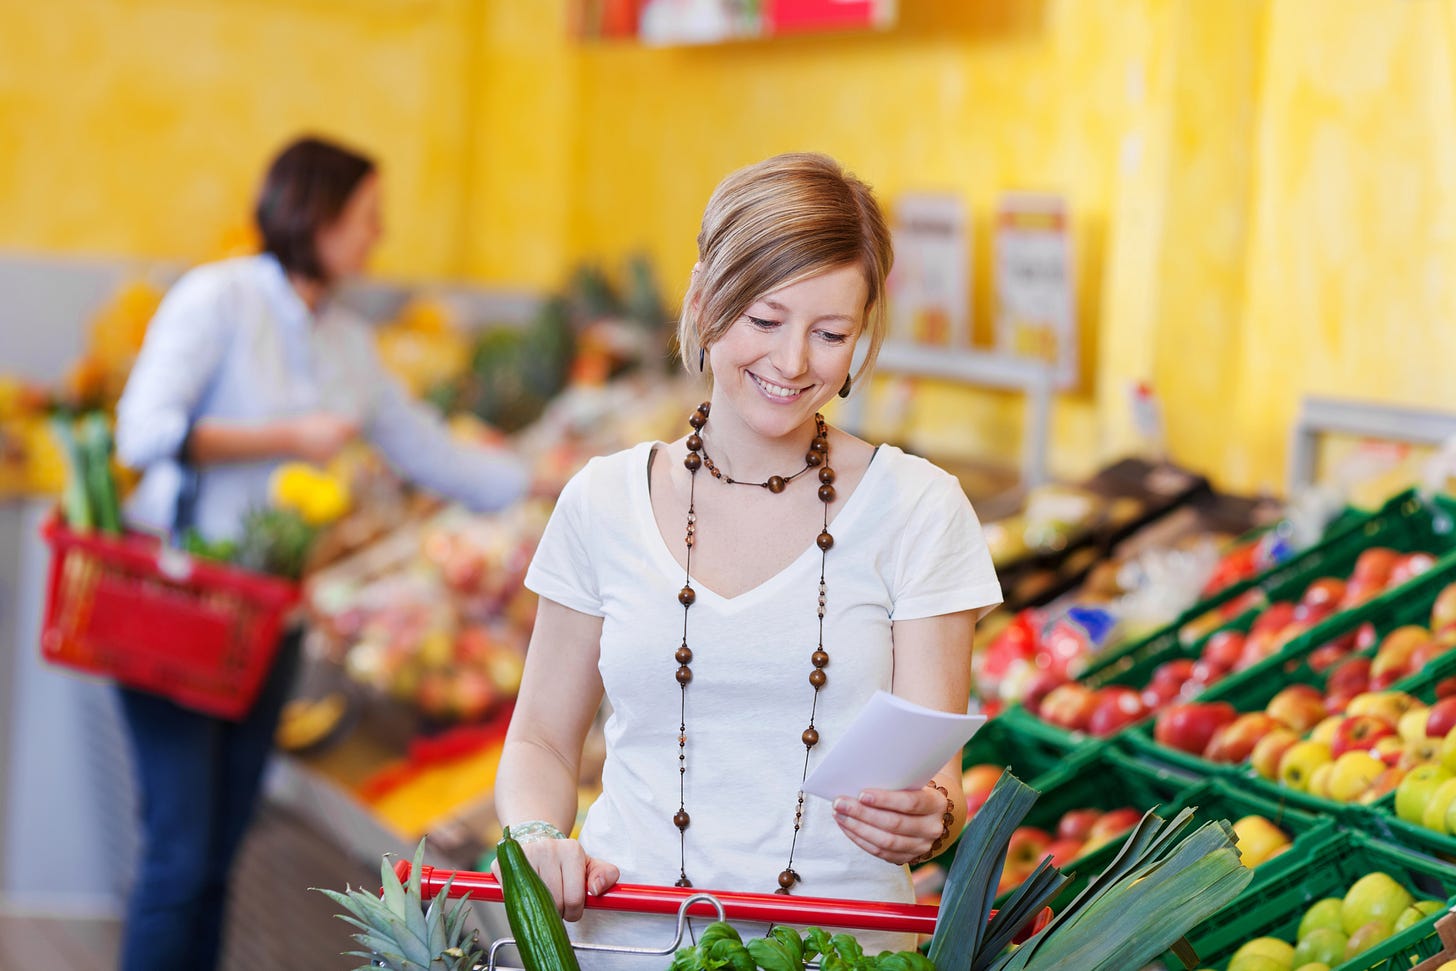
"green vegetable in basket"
80,412,122,535
49,413,93,532
235,505,317,580
314,839,482,971
496,826,582,971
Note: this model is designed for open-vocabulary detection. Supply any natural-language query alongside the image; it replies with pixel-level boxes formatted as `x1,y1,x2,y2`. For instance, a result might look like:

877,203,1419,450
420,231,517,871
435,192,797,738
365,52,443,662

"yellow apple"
1308,761,1336,798
1401,735,1445,770
1396,764,1454,823
1347,691,1422,725
1442,726,1456,774
1342,872,1414,935
1232,814,1292,867
1229,936,1296,970
1310,715,1344,748
1298,897,1346,939
1328,750,1385,802
1400,706,1433,743
1280,740,1334,792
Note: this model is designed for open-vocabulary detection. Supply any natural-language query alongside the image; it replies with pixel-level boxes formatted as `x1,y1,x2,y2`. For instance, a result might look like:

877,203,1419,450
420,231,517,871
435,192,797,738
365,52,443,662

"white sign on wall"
994,192,1076,388
886,193,969,348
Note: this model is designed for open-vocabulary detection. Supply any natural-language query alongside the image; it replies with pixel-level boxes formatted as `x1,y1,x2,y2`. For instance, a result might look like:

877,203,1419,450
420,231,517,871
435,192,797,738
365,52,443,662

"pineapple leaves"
314,838,483,971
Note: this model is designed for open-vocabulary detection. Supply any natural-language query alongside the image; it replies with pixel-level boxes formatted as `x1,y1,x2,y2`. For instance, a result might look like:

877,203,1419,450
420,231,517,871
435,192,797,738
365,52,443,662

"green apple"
1229,936,1296,970
1229,958,1290,971
1442,725,1456,775
1446,794,1456,835
1343,918,1394,958
1422,778,1456,832
1393,899,1445,932
1342,871,1414,934
1292,926,1346,966
1395,764,1453,823
1292,964,1331,971
1297,897,1346,940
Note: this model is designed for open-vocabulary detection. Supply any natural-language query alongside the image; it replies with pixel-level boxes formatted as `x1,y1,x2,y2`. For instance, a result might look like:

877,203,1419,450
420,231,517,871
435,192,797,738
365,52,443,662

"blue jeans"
116,627,302,971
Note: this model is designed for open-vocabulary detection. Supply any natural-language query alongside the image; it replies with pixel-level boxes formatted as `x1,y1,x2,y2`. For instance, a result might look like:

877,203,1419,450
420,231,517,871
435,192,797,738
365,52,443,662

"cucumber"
496,827,581,971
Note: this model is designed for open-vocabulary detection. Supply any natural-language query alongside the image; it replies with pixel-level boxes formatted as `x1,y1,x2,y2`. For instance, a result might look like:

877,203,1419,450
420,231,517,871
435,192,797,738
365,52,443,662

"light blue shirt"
115,254,529,540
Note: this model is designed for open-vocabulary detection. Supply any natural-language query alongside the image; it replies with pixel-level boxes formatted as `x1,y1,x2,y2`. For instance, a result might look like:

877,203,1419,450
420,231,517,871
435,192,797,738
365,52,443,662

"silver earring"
839,375,852,398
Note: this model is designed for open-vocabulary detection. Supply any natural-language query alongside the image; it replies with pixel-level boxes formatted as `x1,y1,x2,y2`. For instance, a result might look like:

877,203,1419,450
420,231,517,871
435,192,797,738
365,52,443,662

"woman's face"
707,263,867,442
316,171,383,282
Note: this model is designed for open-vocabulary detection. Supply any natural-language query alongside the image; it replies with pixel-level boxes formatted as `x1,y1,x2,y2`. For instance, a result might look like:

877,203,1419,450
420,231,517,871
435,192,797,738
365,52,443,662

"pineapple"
316,840,483,971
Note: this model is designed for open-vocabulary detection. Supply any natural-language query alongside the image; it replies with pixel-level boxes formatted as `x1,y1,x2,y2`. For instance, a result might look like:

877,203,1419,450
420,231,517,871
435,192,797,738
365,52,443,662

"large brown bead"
674,810,691,830
801,727,820,747
679,585,696,606
816,530,834,551
817,484,836,503
777,869,799,890
811,437,828,453
811,650,829,668
676,665,693,684
684,453,701,471
809,669,827,688
805,450,822,467
675,875,693,888
686,433,702,451
818,466,836,484
766,475,785,494
675,645,693,664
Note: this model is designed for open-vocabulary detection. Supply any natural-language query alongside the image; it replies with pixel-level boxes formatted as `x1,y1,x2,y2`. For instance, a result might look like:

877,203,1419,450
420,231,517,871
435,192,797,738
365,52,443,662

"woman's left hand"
833,785,948,865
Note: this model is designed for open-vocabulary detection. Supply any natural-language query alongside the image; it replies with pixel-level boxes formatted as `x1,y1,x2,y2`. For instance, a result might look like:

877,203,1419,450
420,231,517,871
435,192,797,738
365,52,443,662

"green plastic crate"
1082,490,1454,694
1119,553,1456,801
963,704,1106,780
1172,828,1456,971
1001,747,1338,916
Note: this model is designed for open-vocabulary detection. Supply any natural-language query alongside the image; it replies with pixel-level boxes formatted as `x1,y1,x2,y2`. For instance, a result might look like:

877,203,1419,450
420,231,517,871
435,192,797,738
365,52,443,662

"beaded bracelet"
910,782,955,866
508,819,567,844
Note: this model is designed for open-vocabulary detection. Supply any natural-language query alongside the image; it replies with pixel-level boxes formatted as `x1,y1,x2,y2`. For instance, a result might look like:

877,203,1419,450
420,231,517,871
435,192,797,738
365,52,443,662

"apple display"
1154,701,1239,756
1345,690,1421,725
1432,581,1456,630
962,763,1004,816
1228,937,1295,971
1399,736,1444,771
1042,837,1084,868
1326,657,1372,698
1425,697,1456,738
1353,547,1401,586
1370,625,1433,683
1371,735,1406,767
1200,629,1247,673
1357,765,1407,804
1085,807,1142,849
1054,807,1102,841
1298,897,1346,939
1407,639,1455,674
1301,576,1347,609
1419,777,1456,832
1002,826,1052,875
1309,715,1345,748
1393,899,1444,933
1293,926,1347,968
1343,919,1395,960
1390,551,1437,587
1442,726,1456,774
1251,601,1298,636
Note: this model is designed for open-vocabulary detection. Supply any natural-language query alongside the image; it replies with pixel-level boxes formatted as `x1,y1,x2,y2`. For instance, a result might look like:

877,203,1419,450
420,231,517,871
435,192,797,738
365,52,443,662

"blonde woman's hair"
677,153,894,385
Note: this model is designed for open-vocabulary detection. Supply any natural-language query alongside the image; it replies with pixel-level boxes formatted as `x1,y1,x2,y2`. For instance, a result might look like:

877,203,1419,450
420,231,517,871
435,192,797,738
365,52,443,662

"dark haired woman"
113,134,527,971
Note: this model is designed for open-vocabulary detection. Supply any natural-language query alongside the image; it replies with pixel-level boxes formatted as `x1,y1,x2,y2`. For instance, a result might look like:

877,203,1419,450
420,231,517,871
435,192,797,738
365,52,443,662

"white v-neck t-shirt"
523,440,1001,961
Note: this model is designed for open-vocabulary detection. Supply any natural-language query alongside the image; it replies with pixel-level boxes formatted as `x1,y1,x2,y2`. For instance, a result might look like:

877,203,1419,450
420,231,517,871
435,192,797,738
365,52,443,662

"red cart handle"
395,862,1051,939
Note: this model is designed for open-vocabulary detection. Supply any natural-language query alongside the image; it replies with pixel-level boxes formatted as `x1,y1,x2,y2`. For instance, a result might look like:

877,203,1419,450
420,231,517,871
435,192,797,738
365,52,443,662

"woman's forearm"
494,735,585,833
184,418,299,465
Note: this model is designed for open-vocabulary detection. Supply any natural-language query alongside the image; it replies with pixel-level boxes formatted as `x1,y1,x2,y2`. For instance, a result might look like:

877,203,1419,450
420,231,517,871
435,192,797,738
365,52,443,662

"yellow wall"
5,0,1456,494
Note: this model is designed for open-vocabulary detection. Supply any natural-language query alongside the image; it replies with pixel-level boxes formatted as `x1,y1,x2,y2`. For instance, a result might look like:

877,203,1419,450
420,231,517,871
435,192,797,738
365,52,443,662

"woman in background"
494,152,1001,966
114,135,528,971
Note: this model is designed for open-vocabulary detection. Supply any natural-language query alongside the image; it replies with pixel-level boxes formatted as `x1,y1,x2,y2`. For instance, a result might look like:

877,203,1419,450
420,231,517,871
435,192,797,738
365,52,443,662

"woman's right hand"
492,837,620,921
287,412,360,464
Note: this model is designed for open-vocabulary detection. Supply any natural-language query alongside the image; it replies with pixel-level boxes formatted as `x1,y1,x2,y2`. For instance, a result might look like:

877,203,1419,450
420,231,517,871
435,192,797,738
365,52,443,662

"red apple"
1043,837,1085,868
1358,765,1408,803
1200,630,1247,672
1331,714,1398,757
1309,640,1353,673
1039,683,1098,732
1251,601,1297,636
1301,576,1347,610
1291,600,1335,627
1250,728,1300,780
1390,551,1437,588
1188,658,1225,688
1235,631,1283,671
1327,656,1373,697
1266,684,1329,733
1409,639,1455,674
1021,671,1068,716
1154,701,1239,756
1436,676,1456,700
1325,690,1358,715
1150,658,1197,692
962,764,1004,816
1204,712,1283,763
1085,808,1141,846
1371,626,1434,683
1425,697,1456,738
1055,808,1102,841
1004,826,1052,870
1086,686,1151,736
1372,735,1406,767
1355,622,1380,652
1353,547,1401,586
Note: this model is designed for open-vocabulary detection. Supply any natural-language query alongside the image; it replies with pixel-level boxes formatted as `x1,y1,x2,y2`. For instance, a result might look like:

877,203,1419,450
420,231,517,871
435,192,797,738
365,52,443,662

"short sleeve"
890,469,1003,621
523,460,605,617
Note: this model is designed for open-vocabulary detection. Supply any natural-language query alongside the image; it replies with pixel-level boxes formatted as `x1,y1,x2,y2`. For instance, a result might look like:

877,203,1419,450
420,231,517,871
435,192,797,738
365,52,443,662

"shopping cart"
394,861,1053,970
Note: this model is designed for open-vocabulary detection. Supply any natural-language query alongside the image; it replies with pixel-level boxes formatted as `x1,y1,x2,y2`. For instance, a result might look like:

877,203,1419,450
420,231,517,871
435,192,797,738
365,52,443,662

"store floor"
0,800,376,971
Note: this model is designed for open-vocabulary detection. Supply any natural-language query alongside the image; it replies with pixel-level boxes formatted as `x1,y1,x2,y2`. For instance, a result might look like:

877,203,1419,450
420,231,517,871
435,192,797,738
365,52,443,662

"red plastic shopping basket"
38,514,301,720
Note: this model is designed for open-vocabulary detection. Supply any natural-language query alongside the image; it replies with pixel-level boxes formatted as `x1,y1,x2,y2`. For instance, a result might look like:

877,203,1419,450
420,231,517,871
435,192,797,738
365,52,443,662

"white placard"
886,193,970,348
995,192,1077,388
802,691,986,801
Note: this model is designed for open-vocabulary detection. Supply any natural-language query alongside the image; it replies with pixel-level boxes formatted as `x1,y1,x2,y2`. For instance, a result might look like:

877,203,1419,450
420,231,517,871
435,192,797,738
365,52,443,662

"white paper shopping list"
802,691,987,801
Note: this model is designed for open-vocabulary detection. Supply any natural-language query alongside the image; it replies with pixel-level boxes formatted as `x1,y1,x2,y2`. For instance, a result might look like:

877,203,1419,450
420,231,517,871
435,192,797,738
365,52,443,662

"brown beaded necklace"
674,401,837,894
